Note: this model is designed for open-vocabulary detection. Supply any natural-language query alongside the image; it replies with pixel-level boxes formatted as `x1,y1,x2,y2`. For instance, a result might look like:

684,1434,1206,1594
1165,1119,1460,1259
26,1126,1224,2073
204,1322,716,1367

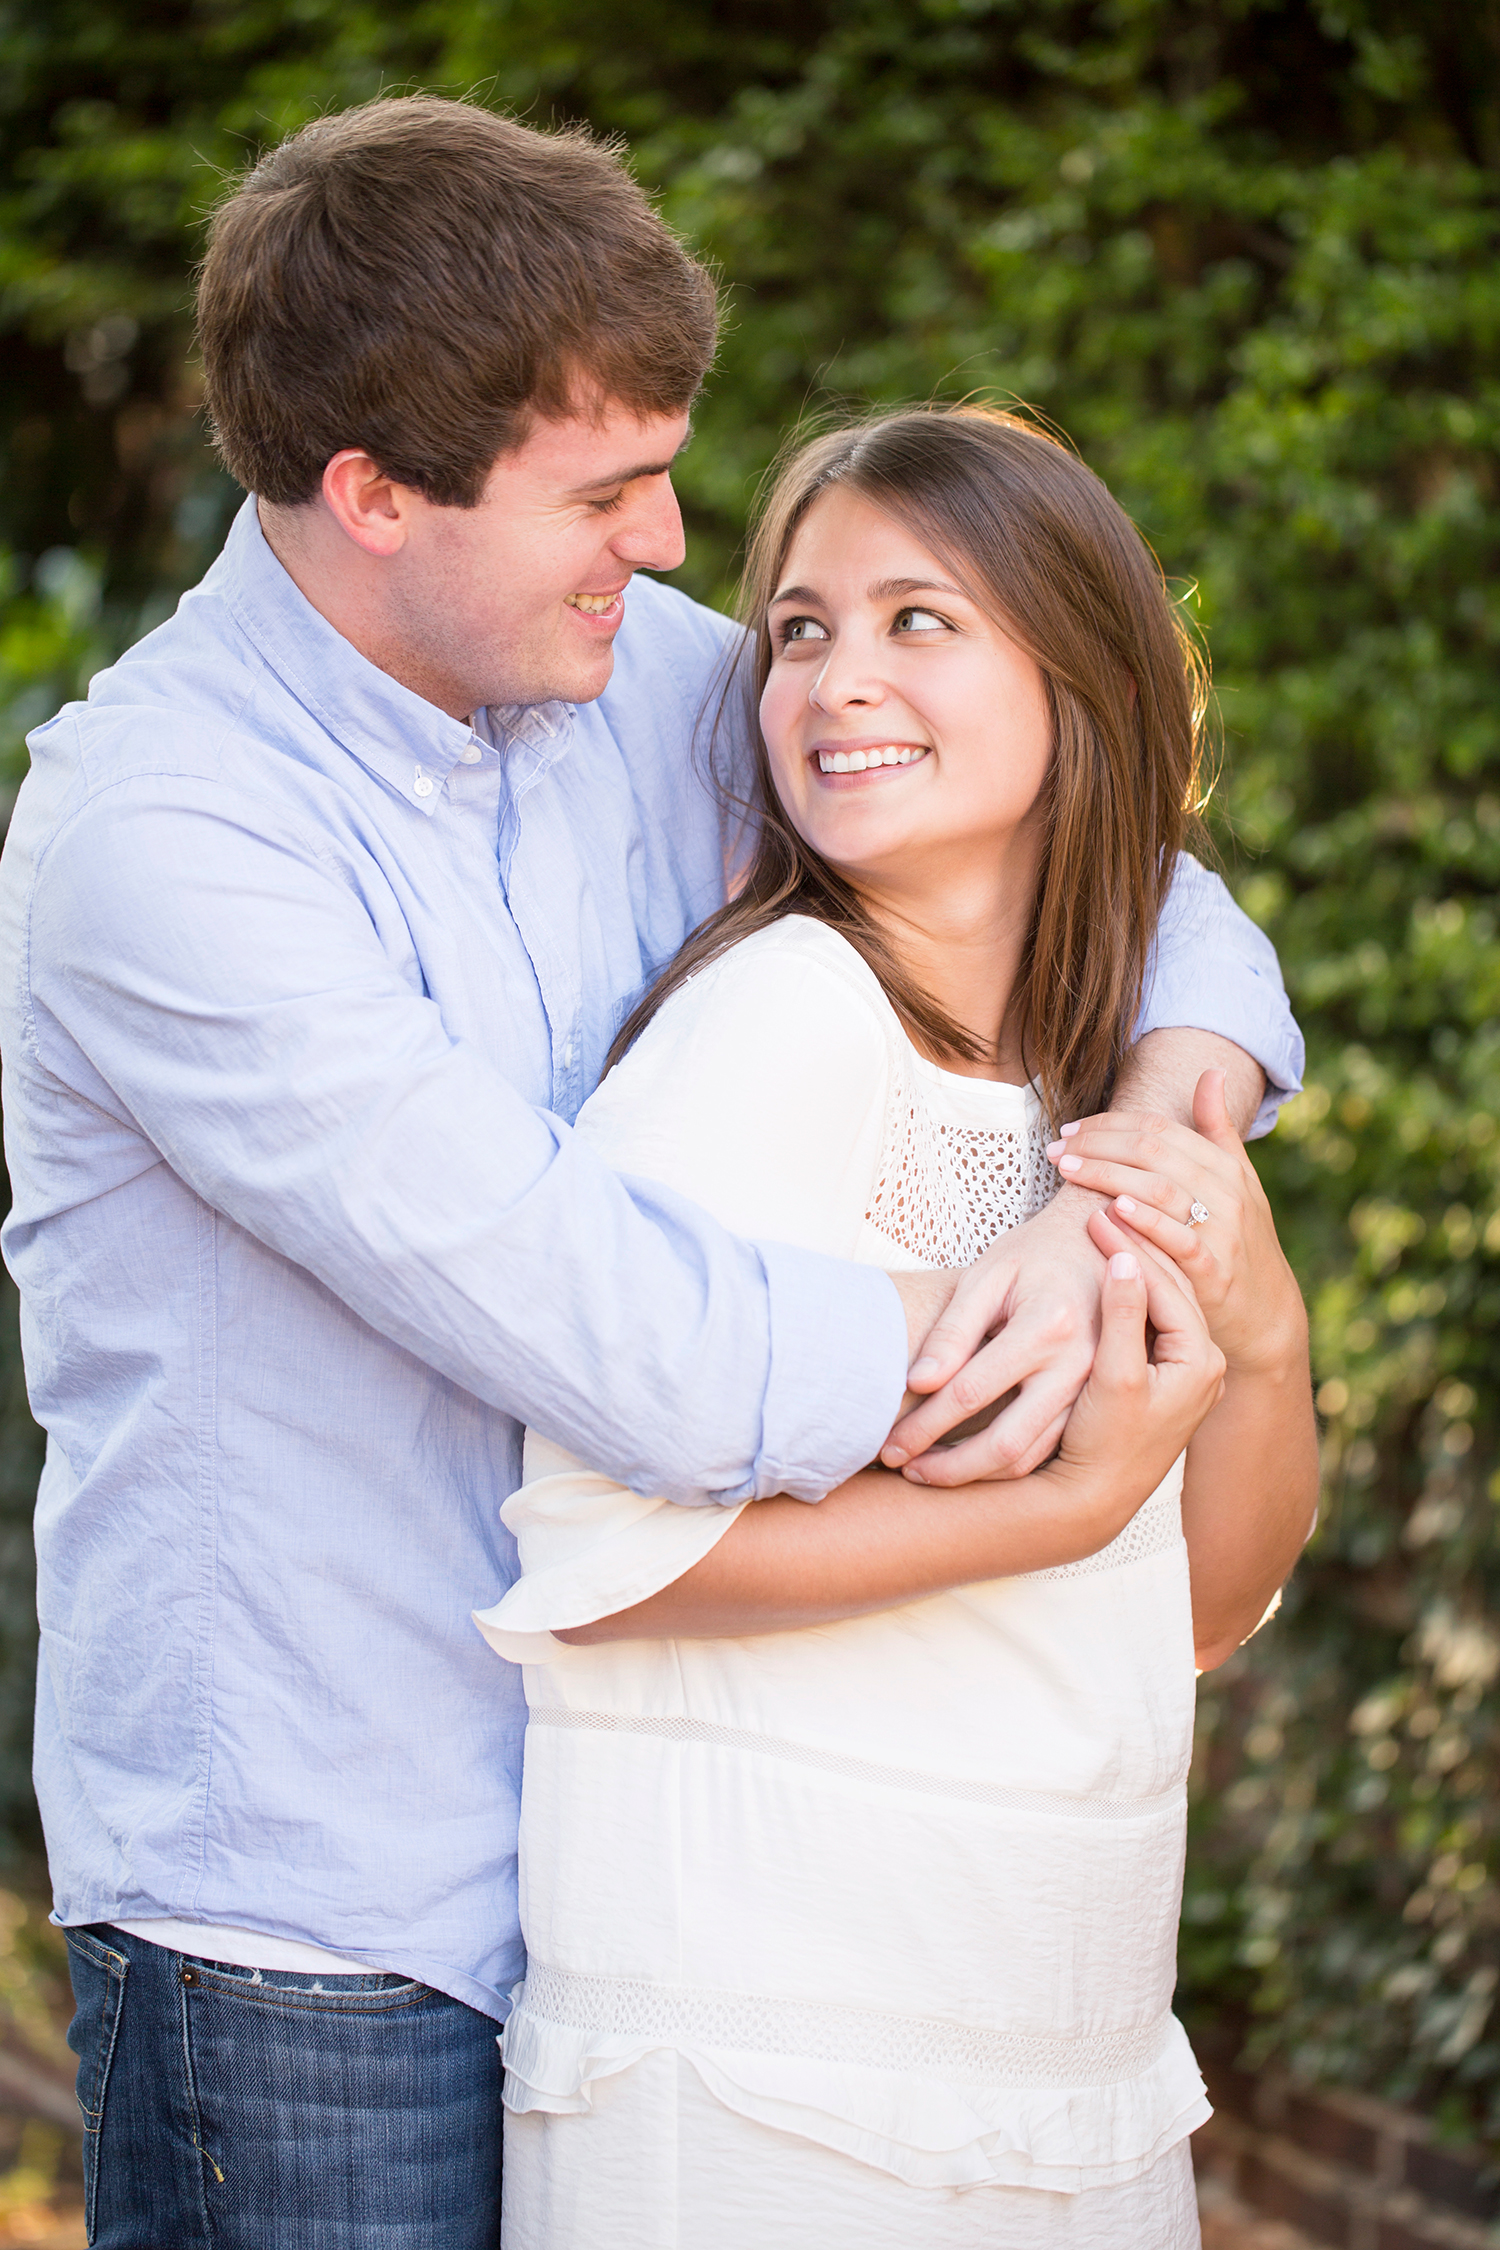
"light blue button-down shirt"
0,499,1301,2014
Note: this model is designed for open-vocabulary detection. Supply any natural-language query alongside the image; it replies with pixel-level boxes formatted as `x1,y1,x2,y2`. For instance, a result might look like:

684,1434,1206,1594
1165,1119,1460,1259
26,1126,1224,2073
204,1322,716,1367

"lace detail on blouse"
518,1961,1175,2090
864,1057,1059,1267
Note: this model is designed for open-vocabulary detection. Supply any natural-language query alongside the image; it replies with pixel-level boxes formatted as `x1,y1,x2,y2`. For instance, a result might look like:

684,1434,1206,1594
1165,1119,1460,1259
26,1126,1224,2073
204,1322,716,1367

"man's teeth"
817,746,929,774
565,592,617,614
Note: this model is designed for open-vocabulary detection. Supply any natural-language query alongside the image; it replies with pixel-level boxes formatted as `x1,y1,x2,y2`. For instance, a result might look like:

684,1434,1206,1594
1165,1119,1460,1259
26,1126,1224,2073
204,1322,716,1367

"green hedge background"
2,0,1497,2145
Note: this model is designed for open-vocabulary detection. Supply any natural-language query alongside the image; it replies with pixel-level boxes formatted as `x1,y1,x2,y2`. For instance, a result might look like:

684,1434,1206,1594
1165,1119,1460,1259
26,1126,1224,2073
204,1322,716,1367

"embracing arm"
561,1253,1225,1643
21,782,906,1509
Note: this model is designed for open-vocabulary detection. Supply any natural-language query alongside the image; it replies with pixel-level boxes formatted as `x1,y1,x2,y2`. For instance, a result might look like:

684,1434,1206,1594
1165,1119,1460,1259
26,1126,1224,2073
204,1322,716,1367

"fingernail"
881,1446,908,1467
1045,1140,1065,1159
902,1465,929,1484
1057,1154,1082,1174
1110,1252,1139,1280
1059,1121,1081,1136
1115,1195,1137,1215
908,1356,939,1383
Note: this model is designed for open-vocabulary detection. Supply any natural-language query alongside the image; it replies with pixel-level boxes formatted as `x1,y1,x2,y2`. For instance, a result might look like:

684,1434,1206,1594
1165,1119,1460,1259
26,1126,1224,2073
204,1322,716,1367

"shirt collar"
214,497,496,817
473,699,576,765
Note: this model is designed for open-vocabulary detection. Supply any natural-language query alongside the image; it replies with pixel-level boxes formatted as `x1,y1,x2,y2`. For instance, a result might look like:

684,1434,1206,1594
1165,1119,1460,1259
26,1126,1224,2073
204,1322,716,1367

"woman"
476,406,1318,2246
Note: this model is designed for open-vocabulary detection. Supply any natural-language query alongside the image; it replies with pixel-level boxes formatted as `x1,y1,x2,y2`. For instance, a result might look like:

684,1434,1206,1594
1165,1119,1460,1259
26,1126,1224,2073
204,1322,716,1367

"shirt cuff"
742,1241,909,1503
1135,982,1305,1140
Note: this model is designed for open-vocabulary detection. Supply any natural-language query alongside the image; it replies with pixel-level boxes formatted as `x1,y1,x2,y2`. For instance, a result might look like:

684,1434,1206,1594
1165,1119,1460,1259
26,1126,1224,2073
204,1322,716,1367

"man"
0,96,1300,2247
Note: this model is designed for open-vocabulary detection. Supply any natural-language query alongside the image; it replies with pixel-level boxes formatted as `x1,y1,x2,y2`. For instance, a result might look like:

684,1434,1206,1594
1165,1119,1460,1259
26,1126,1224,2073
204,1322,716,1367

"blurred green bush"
2,0,1496,2140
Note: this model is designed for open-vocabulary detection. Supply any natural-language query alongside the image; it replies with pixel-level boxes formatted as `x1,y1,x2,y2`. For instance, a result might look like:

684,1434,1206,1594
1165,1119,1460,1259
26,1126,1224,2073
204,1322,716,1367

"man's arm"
880,856,1301,1484
19,773,907,1509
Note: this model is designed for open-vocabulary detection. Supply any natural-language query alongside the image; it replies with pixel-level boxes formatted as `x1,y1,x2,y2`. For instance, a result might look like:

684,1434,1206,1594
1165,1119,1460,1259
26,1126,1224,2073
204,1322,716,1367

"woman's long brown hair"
608,405,1213,1128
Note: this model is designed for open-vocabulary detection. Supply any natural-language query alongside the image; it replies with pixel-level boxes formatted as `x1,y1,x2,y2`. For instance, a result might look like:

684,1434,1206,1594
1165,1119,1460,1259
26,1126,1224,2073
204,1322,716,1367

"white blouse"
476,915,1208,2193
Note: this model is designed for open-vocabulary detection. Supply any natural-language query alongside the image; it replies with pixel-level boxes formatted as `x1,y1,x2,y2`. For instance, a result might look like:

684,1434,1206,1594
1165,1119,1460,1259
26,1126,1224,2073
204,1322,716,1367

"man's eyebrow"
565,438,692,495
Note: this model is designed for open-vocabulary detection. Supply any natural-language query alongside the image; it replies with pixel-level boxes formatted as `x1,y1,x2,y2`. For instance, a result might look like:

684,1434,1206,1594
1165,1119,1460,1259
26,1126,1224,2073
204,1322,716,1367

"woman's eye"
894,606,946,633
779,616,830,644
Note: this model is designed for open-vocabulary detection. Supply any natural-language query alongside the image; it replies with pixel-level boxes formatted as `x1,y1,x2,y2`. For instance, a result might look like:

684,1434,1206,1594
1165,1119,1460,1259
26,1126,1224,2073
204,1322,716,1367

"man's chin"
484,645,616,715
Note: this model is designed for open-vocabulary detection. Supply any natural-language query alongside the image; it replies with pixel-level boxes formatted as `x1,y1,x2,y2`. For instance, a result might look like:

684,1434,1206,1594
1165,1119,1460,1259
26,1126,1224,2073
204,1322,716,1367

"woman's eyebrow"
868,576,966,600
769,576,968,606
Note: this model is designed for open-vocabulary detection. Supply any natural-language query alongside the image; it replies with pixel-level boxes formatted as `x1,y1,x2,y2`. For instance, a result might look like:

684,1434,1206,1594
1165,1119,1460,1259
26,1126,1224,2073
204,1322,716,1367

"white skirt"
501,2049,1202,2250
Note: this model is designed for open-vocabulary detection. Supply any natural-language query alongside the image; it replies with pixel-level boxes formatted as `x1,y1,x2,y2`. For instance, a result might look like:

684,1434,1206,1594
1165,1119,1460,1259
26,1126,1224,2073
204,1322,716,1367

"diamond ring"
1188,1200,1211,1228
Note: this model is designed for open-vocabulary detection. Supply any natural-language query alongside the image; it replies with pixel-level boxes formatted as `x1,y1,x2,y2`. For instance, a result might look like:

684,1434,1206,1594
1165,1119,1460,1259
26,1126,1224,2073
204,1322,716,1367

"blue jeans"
64,1925,503,2247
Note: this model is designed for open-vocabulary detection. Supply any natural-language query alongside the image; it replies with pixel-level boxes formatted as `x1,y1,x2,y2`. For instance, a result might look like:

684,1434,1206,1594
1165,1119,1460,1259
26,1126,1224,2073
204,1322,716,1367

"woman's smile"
812,740,932,780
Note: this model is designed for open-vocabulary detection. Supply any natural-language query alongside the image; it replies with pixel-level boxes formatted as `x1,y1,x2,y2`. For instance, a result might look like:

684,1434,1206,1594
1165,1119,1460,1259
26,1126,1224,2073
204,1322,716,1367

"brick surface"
1197,2035,1499,2230
1240,2138,1355,2244
1198,2169,1324,2250
1403,2140,1500,2224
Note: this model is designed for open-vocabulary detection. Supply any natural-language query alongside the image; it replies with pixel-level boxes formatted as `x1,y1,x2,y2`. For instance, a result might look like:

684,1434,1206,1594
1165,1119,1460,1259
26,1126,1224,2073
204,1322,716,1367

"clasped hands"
880,1070,1286,1487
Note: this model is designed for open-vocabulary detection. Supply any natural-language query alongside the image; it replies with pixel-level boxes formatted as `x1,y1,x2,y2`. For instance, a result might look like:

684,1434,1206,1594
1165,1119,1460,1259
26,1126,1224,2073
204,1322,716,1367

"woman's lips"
814,744,930,774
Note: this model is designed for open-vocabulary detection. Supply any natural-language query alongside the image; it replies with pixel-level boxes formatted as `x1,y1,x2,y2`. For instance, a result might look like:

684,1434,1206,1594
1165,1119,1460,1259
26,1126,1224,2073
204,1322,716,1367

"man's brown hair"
609,405,1213,1132
197,95,720,506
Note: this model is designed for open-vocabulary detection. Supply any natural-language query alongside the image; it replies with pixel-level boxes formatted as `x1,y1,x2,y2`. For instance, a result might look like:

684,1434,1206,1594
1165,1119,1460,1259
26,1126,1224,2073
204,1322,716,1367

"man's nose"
613,474,686,574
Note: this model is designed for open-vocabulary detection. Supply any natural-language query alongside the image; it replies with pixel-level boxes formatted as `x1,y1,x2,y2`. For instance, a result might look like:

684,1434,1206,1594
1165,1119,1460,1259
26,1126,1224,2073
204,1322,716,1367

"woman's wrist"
1030,1453,1138,1560
1219,1277,1309,1381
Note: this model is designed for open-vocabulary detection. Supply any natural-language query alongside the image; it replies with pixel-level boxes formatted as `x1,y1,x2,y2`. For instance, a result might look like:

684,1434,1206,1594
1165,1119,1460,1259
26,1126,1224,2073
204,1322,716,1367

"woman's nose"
809,646,885,713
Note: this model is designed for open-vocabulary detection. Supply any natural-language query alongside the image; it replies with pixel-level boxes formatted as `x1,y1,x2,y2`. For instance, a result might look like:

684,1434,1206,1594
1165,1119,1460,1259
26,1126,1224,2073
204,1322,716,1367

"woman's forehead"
776,488,965,598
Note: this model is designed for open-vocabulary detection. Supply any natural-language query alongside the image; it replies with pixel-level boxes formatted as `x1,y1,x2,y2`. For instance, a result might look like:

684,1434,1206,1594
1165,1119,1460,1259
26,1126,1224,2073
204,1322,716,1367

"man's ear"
320,449,419,558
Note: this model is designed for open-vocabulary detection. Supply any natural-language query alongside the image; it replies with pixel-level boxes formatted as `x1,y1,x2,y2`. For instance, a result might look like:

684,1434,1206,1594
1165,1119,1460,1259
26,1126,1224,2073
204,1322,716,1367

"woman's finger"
1107,1195,1225,1290
1136,1245,1215,1365
1048,1124,1236,1196
1086,1207,1200,1304
1191,1069,1248,1157
1087,1252,1150,1393
1050,1151,1206,1222
1050,1112,1240,1202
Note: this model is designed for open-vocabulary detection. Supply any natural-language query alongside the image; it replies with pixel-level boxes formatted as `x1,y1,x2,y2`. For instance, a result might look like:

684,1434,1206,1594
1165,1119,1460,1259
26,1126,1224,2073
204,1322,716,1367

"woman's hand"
1049,1069,1306,1374
1045,1247,1225,1523
1054,1069,1318,1669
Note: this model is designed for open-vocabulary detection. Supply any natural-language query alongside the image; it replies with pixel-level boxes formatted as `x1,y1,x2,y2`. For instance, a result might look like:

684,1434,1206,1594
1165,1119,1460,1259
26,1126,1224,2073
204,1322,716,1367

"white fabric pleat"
501,2049,1203,2250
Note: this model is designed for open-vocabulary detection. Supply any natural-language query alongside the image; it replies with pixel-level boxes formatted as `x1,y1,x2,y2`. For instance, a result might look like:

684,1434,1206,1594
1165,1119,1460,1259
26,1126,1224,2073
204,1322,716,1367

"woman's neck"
856,856,1040,1083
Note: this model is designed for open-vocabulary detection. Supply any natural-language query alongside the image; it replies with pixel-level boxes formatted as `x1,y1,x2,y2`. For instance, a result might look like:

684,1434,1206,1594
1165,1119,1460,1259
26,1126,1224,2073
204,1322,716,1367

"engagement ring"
1188,1200,1211,1227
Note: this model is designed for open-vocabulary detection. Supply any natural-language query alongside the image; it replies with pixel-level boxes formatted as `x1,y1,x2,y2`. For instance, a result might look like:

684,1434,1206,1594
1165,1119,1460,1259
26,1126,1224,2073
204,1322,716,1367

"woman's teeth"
817,746,928,774
565,592,617,614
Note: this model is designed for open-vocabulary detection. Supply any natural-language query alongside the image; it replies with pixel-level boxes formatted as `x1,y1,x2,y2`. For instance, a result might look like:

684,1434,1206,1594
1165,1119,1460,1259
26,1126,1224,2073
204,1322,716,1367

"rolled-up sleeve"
19,773,907,1506
1138,854,1304,1139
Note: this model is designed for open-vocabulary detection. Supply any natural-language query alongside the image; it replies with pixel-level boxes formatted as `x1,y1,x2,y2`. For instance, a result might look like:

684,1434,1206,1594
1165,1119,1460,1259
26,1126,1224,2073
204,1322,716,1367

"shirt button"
413,774,435,799
460,743,483,765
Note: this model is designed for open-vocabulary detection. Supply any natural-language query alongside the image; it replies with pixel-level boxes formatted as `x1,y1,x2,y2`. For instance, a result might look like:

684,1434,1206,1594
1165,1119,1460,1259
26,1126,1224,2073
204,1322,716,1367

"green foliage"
2,0,1497,2134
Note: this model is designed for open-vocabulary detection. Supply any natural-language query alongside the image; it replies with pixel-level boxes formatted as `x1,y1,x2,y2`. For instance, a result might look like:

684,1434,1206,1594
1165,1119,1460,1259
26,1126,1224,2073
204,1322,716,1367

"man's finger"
884,1317,1069,1464
903,1256,1019,1390
901,1389,1077,1486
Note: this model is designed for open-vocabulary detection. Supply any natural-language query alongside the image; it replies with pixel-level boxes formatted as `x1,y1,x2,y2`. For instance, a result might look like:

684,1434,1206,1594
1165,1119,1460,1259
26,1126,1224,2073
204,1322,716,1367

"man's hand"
880,1185,1107,1483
